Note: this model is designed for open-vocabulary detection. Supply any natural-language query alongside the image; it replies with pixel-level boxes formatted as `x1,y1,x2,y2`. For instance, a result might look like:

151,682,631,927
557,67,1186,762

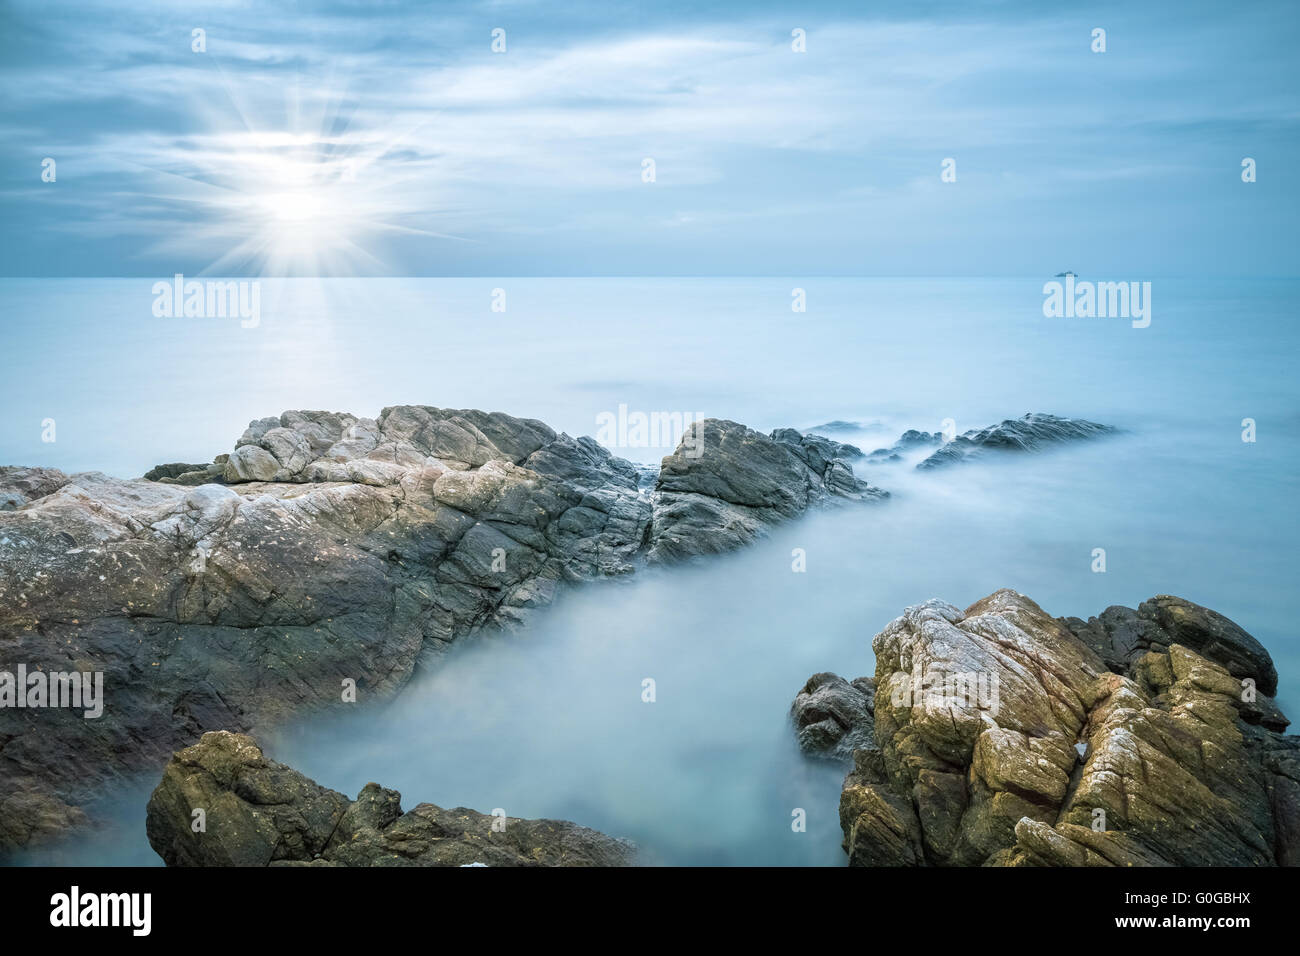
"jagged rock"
866,429,943,462
142,462,211,482
790,672,875,761
647,419,886,562
1,404,1125,857
0,405,887,854
0,786,89,849
802,590,1298,866
771,428,864,461
1063,595,1280,702
146,731,634,867
0,466,69,510
915,413,1115,469
1139,595,1279,696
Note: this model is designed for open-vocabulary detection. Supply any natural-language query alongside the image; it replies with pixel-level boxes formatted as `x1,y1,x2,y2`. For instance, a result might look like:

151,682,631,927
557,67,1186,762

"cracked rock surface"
0,405,876,855
914,413,1115,469
146,731,634,866
800,589,1298,866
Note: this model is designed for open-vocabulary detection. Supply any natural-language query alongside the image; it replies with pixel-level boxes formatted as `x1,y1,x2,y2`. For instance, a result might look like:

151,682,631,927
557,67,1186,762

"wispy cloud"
1,0,1297,276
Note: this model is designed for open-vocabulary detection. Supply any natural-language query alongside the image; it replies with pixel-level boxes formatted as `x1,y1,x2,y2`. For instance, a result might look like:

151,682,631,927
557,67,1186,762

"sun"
125,75,470,277
260,190,326,224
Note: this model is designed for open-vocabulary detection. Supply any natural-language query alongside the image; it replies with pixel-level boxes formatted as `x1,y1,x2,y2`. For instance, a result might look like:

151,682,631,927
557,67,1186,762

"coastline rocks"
866,429,943,463
647,419,886,563
1063,594,1280,701
0,405,884,854
142,462,225,485
915,413,1115,469
804,590,1298,866
0,466,70,511
146,731,634,866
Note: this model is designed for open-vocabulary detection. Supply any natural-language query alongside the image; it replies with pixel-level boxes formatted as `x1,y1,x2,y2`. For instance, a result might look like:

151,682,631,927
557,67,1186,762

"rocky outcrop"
143,460,229,486
1,405,1121,856
646,419,885,562
806,420,883,436
0,466,70,511
804,590,1298,866
915,413,1115,469
865,429,943,463
1064,595,1280,703
146,731,633,866
0,405,886,854
791,672,875,761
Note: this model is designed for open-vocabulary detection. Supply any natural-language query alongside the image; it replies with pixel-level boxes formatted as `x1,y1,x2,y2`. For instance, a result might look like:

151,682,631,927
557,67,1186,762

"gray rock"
805,420,881,435
916,413,1115,469
0,466,69,509
867,429,943,462
0,403,1115,856
222,443,280,482
1138,594,1279,697
790,672,875,761
647,419,886,562
142,462,212,482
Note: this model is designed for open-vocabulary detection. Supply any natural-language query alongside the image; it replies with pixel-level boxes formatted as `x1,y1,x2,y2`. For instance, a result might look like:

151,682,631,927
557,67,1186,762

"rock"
146,731,350,866
915,413,1115,469
0,403,1118,855
647,419,886,562
1139,594,1279,696
839,775,926,866
0,405,892,854
790,672,875,761
143,462,211,482
0,466,69,509
0,787,89,849
1062,595,1281,702
805,420,883,435
771,428,864,461
222,443,280,482
866,429,943,462
146,731,634,866
800,589,1298,866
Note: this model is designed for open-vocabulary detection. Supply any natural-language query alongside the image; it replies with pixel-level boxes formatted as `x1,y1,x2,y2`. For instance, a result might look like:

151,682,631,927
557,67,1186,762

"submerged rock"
866,429,943,463
146,731,634,866
915,413,1115,469
806,420,883,435
799,590,1298,866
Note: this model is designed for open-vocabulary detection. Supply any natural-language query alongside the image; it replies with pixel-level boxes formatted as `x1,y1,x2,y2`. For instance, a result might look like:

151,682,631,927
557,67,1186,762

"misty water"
3,278,1296,864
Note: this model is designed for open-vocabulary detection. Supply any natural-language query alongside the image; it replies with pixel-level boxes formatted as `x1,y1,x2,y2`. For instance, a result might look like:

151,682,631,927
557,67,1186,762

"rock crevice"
796,590,1298,866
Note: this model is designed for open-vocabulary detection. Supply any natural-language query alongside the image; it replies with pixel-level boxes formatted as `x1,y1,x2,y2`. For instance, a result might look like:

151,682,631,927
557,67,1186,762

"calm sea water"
3,277,1297,865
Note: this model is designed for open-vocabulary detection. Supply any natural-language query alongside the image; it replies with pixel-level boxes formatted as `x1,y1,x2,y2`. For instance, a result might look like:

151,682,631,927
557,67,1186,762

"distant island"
1055,270,1077,277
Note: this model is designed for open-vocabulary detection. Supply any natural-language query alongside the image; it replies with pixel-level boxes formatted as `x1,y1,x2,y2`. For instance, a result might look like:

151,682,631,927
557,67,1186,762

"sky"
0,0,1297,277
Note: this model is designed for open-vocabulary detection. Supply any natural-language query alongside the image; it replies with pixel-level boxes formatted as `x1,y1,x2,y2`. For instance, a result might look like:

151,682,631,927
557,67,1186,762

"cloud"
1,0,1297,276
